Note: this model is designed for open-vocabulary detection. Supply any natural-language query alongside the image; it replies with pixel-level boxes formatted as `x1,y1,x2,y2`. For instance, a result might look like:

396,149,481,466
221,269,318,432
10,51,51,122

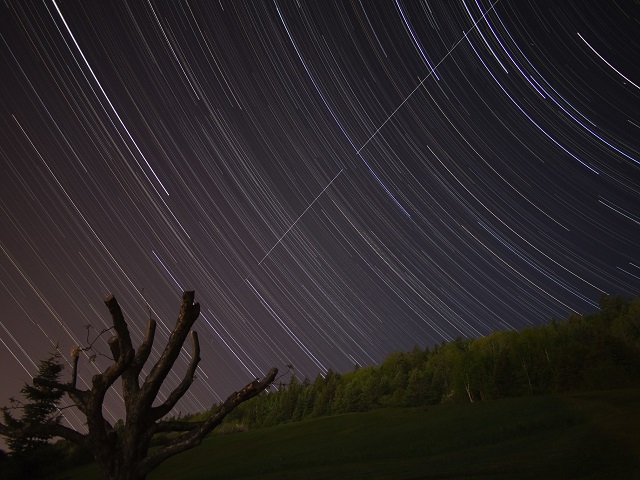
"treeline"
2,294,638,478
218,294,640,429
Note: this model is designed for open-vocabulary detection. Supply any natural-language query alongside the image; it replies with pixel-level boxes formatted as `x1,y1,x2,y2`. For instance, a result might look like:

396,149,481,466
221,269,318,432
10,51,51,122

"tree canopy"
222,294,640,428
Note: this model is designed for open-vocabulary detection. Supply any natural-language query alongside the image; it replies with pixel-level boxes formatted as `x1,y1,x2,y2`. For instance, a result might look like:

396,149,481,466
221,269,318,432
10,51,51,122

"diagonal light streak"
357,0,500,154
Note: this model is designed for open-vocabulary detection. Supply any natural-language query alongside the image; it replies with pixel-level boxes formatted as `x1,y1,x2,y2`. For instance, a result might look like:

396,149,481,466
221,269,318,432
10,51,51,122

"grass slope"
58,389,640,480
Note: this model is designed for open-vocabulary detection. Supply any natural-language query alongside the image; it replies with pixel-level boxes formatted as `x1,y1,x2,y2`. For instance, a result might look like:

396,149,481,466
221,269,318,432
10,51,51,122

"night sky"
1,1,639,437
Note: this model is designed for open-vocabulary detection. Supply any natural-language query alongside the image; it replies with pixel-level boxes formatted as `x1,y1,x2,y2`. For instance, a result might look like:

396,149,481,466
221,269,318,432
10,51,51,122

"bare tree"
0,291,277,480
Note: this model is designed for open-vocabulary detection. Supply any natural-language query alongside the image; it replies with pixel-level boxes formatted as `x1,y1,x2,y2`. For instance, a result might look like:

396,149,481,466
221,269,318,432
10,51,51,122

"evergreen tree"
1,352,65,479
2,353,64,455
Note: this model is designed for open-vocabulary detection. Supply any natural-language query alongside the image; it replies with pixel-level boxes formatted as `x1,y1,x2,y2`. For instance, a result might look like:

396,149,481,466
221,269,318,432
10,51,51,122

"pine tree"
1,352,65,479
2,353,64,455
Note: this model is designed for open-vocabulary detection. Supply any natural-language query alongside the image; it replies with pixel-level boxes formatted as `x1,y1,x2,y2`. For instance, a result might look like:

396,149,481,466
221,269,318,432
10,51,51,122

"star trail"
1,1,638,437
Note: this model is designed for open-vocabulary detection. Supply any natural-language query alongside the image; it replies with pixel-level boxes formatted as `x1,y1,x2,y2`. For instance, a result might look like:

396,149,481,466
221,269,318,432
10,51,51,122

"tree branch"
104,294,134,358
0,418,87,449
33,377,90,414
150,331,201,421
70,351,80,388
93,337,133,394
132,318,157,375
139,367,277,477
89,295,136,397
141,291,200,405
54,295,132,455
33,377,83,397
153,420,201,433
120,318,158,398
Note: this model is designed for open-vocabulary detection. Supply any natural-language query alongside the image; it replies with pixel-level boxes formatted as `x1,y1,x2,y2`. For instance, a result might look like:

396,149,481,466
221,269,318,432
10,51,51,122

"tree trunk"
465,373,474,403
101,460,147,480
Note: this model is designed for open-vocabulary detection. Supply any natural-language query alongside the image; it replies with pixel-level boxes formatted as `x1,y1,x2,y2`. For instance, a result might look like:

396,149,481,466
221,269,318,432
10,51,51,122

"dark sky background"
1,1,639,440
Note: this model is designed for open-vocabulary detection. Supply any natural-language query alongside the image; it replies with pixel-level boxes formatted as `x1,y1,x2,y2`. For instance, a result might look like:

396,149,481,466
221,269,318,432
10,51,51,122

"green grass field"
57,389,640,479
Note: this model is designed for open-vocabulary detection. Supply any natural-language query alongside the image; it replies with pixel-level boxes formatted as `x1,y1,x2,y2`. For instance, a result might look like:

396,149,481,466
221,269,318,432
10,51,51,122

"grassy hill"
57,388,640,480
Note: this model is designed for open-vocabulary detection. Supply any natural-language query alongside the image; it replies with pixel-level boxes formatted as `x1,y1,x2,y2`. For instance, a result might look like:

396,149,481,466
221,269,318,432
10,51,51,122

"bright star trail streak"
0,1,638,444
356,0,500,155
51,0,171,197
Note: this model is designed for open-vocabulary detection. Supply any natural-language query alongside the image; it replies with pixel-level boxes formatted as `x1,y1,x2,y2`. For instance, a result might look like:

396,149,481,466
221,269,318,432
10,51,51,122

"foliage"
4,293,640,477
1,353,65,454
1,353,66,479
223,294,640,430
